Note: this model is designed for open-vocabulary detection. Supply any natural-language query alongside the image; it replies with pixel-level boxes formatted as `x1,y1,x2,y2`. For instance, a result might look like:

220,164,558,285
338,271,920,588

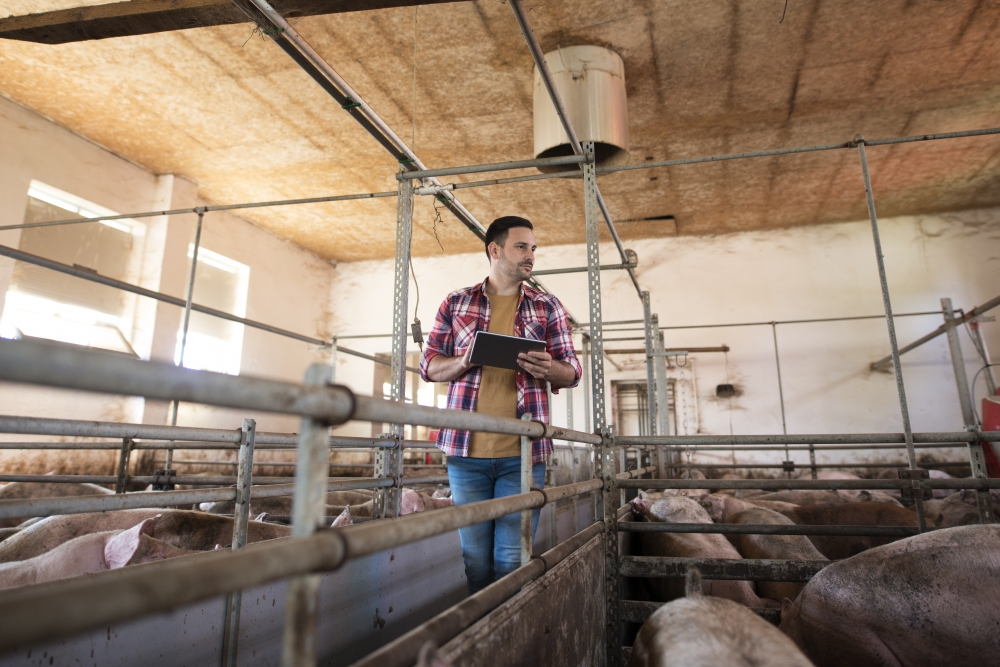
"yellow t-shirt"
469,292,520,458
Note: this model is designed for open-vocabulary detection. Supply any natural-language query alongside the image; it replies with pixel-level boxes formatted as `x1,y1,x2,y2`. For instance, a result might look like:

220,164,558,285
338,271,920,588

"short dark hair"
484,216,533,260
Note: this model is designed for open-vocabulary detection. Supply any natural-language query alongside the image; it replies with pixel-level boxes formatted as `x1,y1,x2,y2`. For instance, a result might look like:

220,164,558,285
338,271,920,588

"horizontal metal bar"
616,465,658,480
0,244,327,346
618,477,1000,491
668,462,968,469
350,522,604,667
0,479,600,650
616,432,1000,446
620,600,781,627
619,522,919,537
0,478,394,520
655,443,965,452
620,556,830,581
449,170,582,190
577,311,941,333
530,262,636,277
335,345,419,374
0,191,397,233
0,339,603,445
598,127,1000,177
398,155,586,180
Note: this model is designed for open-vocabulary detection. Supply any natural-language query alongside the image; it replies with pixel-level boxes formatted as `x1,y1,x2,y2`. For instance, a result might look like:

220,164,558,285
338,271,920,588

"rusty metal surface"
619,477,1000,491
620,556,830,582
620,600,781,626
440,534,606,667
0,531,465,667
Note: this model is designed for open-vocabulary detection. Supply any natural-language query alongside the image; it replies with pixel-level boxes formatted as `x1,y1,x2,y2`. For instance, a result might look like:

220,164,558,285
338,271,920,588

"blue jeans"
447,455,546,594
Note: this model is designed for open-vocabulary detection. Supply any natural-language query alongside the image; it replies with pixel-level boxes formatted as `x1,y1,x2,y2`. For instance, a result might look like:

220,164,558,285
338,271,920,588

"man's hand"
517,350,553,380
425,346,478,383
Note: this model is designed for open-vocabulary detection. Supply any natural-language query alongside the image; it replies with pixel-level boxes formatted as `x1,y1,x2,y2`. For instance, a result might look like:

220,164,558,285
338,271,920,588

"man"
420,216,582,593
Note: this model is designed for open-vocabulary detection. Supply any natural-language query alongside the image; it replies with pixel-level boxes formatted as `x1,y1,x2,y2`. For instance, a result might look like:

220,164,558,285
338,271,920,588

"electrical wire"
971,364,999,425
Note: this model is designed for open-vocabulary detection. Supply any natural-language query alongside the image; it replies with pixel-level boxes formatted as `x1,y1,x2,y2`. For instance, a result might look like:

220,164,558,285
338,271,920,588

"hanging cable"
409,257,423,351
971,364,999,424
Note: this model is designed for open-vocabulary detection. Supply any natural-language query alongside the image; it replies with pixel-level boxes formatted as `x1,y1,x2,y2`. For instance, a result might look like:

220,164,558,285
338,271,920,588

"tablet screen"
469,331,546,372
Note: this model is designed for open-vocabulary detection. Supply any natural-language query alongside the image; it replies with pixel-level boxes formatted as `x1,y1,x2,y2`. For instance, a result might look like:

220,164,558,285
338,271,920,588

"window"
174,246,249,376
0,181,145,355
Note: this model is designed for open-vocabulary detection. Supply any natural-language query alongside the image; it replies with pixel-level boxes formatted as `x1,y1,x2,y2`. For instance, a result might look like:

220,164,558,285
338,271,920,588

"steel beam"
222,418,256,667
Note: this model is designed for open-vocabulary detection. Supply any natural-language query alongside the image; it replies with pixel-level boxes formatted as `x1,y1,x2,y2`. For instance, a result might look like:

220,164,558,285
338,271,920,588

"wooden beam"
0,0,461,44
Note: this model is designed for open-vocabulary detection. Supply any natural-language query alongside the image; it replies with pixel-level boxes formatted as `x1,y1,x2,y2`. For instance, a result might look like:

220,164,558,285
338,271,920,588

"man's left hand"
517,350,553,380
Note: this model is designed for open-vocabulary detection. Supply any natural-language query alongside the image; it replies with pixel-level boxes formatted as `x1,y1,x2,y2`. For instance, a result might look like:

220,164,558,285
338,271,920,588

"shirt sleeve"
419,295,455,382
545,297,582,391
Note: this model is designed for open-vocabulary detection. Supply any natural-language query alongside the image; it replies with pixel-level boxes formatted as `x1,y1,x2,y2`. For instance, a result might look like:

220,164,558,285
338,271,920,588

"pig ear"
781,597,794,621
104,519,155,569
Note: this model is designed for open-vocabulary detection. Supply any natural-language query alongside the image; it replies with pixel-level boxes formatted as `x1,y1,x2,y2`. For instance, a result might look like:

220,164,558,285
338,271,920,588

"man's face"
491,227,536,282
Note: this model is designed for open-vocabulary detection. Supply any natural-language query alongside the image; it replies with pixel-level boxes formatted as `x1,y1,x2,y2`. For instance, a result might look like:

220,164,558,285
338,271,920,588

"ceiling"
0,0,998,262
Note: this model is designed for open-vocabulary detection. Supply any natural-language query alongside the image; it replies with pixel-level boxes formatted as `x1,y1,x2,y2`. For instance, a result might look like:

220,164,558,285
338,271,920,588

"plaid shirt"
420,278,582,464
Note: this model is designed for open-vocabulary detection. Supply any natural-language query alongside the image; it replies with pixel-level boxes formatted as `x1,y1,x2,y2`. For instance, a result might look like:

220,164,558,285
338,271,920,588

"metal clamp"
152,469,176,491
782,460,795,474
898,468,932,500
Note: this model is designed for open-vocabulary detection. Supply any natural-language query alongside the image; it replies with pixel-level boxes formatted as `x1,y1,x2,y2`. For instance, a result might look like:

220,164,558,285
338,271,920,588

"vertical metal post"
772,323,792,477
520,412,532,567
943,298,994,522
641,292,658,437
582,334,592,436
115,437,133,494
808,444,817,480
281,365,332,667
566,387,580,533
165,208,205,472
329,336,338,383
581,141,620,667
223,418,256,667
376,172,414,519
652,317,670,477
856,137,926,533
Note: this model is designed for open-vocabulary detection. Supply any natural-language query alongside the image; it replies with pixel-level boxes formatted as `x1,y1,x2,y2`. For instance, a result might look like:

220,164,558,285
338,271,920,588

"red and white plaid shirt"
420,278,582,464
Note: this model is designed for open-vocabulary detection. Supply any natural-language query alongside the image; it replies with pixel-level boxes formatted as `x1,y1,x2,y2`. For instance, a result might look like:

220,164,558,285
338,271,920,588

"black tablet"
469,331,546,372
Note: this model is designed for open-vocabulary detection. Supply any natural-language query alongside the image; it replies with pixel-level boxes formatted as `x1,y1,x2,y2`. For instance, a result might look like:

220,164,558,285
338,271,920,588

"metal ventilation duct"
533,45,630,173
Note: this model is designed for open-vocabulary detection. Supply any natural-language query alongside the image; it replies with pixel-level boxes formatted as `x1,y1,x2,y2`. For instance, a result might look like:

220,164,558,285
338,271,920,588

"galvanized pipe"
530,261,637,277
620,556,829,582
619,523,920,537
349,522,603,667
616,432,1000,446
0,479,599,651
871,293,1000,370
0,191,397,233
398,154,586,180
0,243,327,346
856,136,925,531
0,478,395,521
618,477,1000,491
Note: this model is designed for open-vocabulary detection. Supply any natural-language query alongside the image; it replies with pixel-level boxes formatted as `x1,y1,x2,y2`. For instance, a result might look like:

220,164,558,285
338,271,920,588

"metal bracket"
898,468,932,500
152,469,176,491
782,460,795,474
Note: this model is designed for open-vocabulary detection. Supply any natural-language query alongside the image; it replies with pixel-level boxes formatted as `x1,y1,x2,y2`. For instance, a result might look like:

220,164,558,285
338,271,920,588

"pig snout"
631,497,650,518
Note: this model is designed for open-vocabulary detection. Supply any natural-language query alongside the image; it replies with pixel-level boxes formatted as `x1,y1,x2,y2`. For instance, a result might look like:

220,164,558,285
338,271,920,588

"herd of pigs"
0,481,452,590
3,468,1000,667
625,469,1000,667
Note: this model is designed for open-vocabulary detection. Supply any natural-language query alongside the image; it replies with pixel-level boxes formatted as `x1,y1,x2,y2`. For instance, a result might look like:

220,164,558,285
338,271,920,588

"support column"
520,413,532,567
653,317,671,475
281,365,332,667
223,418,256,667
376,172,413,519
582,141,620,667
943,297,993,522
856,136,926,532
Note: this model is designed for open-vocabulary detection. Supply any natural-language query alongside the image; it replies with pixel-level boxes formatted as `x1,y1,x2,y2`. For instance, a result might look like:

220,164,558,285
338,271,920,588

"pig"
809,471,863,498
416,641,453,667
854,490,903,506
203,489,375,516
782,503,918,560
727,507,828,603
330,506,352,528
0,509,289,563
630,496,777,608
629,569,814,667
922,493,982,527
780,525,1000,667
698,494,799,524
0,517,196,590
0,482,114,528
0,527,21,544
751,491,850,506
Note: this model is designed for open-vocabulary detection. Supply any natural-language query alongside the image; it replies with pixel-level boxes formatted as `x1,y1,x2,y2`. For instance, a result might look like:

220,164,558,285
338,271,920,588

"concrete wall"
328,208,1000,468
0,96,335,475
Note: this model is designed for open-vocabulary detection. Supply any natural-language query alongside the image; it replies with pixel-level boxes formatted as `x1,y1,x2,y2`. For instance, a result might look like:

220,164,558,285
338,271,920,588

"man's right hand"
425,347,479,382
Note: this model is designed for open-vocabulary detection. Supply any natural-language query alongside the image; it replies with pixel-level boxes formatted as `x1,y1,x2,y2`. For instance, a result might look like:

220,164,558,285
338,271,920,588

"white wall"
328,208,1000,469
0,96,335,475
